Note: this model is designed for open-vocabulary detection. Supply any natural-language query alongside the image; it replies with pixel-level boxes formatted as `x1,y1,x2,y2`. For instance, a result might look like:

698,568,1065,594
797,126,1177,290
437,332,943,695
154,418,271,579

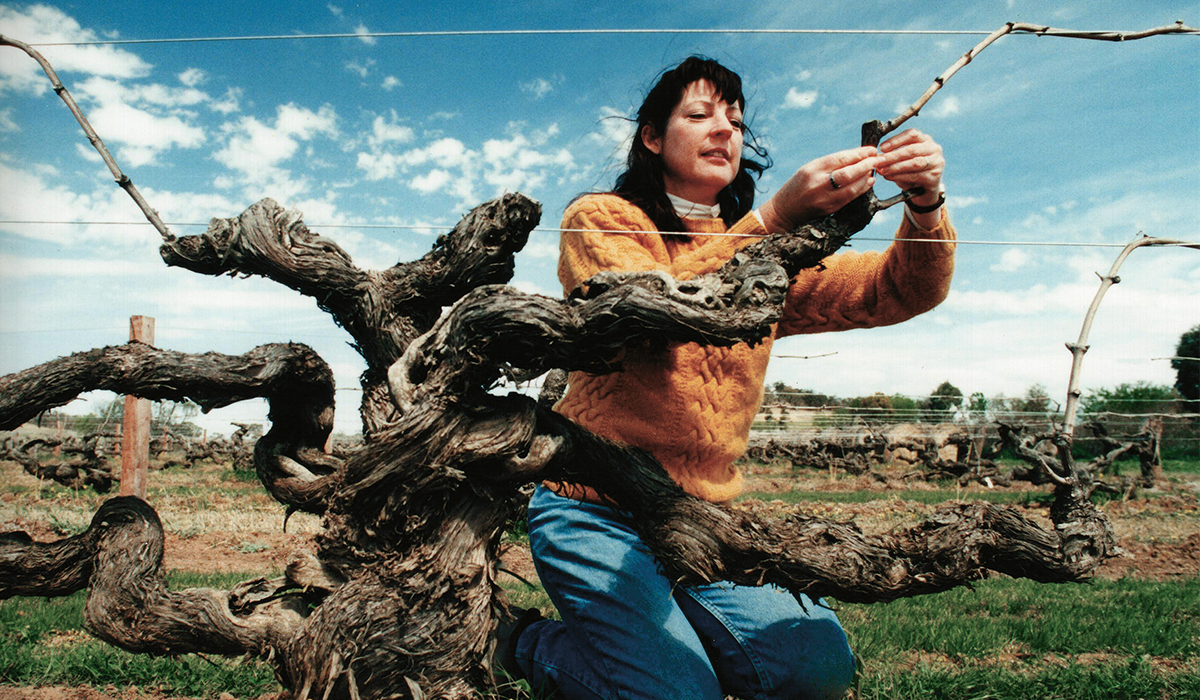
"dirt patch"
163,530,314,575
0,517,313,577
499,542,538,585
1097,532,1200,581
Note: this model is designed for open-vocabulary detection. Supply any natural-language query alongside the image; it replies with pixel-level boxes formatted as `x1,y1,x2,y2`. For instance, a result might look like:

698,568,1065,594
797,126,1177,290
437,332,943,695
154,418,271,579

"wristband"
906,191,945,214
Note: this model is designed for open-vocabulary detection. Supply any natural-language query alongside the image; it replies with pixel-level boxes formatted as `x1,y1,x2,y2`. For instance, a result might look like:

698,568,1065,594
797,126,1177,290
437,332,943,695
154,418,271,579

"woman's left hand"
876,129,945,225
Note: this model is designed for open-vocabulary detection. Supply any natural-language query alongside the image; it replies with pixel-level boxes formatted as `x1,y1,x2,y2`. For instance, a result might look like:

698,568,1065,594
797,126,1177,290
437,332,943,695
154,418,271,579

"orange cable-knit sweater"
554,193,956,503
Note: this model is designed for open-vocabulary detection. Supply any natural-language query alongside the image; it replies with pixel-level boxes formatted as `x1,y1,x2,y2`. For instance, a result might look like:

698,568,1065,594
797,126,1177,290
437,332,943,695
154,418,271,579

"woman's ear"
641,123,662,155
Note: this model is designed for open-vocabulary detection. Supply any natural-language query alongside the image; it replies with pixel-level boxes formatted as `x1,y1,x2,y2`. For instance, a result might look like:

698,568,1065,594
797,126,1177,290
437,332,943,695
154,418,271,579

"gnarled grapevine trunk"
1,189,1120,699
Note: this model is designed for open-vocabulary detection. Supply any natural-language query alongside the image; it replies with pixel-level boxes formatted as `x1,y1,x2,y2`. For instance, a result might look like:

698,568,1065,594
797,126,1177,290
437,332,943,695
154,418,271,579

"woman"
505,56,955,700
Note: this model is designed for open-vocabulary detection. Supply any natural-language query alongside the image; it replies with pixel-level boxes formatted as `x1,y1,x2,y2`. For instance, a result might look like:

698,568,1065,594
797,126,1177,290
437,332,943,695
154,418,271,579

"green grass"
838,576,1200,700
859,661,1200,700
0,572,281,699
837,576,1199,659
502,580,554,617
5,573,1195,699
0,573,554,699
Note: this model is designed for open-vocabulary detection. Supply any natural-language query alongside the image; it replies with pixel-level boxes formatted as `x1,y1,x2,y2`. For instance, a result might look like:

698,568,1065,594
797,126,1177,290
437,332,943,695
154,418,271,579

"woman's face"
642,79,744,206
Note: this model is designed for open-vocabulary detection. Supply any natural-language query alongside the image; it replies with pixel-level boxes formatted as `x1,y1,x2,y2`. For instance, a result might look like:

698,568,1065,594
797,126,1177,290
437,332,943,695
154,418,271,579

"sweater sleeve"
557,194,766,294
777,210,957,337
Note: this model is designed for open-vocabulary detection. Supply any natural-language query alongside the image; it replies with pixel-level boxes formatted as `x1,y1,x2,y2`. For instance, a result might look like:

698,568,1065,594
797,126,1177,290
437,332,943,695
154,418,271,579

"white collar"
667,192,721,219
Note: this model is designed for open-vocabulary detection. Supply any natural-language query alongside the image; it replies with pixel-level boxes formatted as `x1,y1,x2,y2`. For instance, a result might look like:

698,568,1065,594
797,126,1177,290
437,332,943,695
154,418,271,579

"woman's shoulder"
562,193,655,230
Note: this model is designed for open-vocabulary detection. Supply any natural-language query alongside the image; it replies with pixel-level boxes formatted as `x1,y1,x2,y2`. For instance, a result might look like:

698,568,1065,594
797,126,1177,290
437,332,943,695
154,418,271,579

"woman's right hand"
757,146,880,233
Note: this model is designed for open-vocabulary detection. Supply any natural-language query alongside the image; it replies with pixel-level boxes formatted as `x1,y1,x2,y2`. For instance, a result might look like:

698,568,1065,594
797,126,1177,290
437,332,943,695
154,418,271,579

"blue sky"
0,1,1197,436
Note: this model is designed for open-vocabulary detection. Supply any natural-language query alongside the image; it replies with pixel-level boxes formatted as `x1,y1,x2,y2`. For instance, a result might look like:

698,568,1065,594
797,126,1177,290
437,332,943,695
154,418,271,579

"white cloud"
1009,189,1192,245
410,169,453,193
0,107,17,132
0,161,239,248
178,67,207,87
344,59,374,79
783,87,818,109
213,103,338,200
521,240,560,260
137,83,208,107
944,284,1061,315
68,76,212,165
381,75,402,91
593,106,635,147
356,121,572,204
74,143,103,162
216,116,298,174
927,95,961,118
276,103,337,139
77,75,202,108
93,103,206,166
354,23,377,45
990,247,1031,273
138,186,241,225
161,283,317,314
510,279,554,297
521,78,554,99
946,194,988,209
0,253,161,278
404,138,471,169
356,151,404,181
368,111,414,147
210,87,242,114
0,5,151,94
327,3,344,17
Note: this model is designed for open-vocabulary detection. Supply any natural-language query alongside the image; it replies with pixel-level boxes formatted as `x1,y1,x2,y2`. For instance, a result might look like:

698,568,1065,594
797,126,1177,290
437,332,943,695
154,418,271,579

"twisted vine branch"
867,20,1199,143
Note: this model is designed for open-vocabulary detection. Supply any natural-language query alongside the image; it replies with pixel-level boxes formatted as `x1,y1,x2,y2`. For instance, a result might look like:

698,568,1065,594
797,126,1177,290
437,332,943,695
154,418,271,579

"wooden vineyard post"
119,315,154,499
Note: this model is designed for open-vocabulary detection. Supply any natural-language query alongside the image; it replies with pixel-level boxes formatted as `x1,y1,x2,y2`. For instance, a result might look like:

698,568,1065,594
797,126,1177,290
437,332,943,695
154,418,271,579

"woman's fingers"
876,129,943,190
829,153,879,189
821,145,879,168
879,128,928,152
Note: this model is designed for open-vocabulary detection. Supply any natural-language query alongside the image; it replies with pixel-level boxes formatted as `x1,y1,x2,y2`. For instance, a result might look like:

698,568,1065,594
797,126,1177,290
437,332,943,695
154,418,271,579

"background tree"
848,393,894,413
1173,324,1200,410
152,399,202,439
967,391,989,420
764,381,834,408
70,398,124,435
1080,382,1180,416
71,398,202,438
1014,383,1056,417
923,381,964,422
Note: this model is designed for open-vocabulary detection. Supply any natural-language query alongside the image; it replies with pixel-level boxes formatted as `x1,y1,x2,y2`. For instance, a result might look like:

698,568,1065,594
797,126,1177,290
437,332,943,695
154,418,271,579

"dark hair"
612,56,771,233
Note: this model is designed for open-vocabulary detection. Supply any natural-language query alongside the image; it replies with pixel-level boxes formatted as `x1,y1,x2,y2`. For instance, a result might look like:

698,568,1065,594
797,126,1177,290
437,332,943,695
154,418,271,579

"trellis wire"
24,24,1200,47
1,219,1195,249
16,28,1045,47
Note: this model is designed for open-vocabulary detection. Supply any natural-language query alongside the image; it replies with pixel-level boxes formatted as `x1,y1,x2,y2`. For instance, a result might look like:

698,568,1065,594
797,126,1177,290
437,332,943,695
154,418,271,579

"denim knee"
772,614,856,700
680,586,856,700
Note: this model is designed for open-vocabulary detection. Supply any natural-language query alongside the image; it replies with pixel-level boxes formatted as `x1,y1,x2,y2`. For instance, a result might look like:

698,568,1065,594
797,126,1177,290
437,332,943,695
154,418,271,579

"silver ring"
829,171,841,190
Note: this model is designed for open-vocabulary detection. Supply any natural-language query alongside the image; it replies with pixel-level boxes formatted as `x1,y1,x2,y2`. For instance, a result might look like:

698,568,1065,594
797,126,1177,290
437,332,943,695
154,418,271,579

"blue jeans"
515,486,856,700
